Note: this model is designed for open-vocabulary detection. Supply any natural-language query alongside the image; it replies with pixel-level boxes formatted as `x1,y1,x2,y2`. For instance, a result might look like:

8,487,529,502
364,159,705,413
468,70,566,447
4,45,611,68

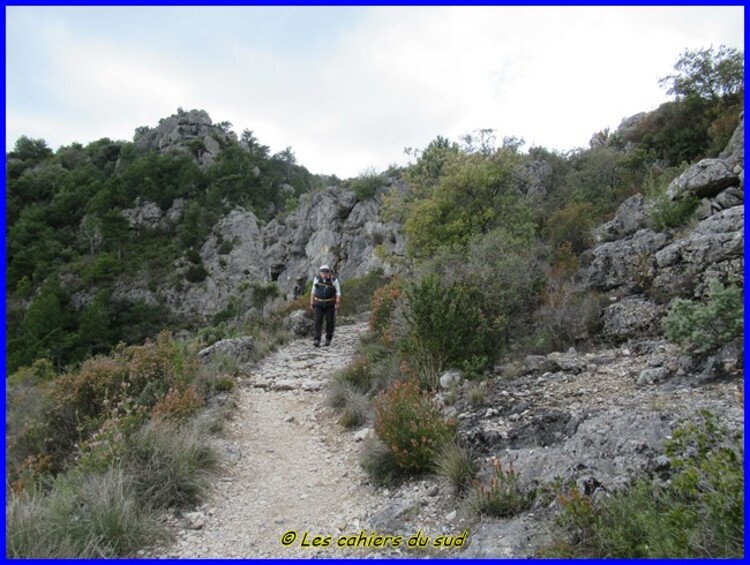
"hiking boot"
313,340,320,348
324,339,332,347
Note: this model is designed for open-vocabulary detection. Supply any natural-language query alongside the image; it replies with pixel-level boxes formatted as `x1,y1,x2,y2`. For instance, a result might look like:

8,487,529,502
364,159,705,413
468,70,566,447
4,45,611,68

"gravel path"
151,319,390,558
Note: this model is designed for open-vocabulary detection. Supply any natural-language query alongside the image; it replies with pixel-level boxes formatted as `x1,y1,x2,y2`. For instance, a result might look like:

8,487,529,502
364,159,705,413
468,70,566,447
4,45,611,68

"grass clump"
122,419,218,511
337,388,371,429
433,440,478,495
6,469,163,558
467,382,488,408
360,437,403,488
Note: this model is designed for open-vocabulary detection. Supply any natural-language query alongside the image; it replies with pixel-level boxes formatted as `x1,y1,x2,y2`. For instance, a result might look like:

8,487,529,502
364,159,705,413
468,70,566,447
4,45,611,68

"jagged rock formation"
146,185,405,321
579,113,744,342
134,109,237,167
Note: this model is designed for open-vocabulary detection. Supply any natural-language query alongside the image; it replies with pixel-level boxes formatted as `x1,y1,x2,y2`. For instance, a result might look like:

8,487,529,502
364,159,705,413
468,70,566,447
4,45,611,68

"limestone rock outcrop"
578,113,744,342
134,109,237,168
151,184,404,321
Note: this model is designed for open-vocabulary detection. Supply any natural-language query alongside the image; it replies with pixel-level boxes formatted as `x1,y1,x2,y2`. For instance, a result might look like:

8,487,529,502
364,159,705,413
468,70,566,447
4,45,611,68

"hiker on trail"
309,264,341,347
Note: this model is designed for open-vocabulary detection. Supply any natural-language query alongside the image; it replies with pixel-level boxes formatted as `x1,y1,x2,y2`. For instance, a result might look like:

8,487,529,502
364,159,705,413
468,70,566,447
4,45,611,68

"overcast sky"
5,6,744,179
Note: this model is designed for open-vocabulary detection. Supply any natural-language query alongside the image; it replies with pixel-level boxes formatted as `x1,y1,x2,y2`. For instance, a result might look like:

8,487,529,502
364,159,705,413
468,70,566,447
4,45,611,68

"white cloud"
6,6,743,178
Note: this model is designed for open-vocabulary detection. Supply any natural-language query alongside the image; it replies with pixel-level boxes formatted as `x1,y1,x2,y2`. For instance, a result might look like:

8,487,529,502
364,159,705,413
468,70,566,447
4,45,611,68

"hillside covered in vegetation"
5,45,744,558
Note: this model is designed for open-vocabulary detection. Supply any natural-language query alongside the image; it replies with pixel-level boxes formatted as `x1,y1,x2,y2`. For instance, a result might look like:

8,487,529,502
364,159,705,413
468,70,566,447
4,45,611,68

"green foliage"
403,264,511,387
6,119,321,374
349,167,384,200
373,379,456,474
403,150,531,258
649,194,700,232
403,135,460,195
338,268,390,317
555,146,639,219
469,457,533,517
185,263,209,283
549,411,743,557
80,252,122,284
402,228,545,386
250,281,281,316
662,279,743,355
217,240,233,255
659,45,744,101
542,202,596,254
641,162,695,232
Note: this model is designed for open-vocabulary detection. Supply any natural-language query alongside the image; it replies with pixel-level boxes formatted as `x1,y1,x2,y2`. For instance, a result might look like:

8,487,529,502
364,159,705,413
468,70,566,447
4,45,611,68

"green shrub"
217,240,233,255
339,268,390,317
81,253,122,284
433,440,478,495
185,264,209,283
404,274,502,388
649,194,700,231
122,419,218,510
469,457,533,517
349,168,384,201
373,379,456,474
542,202,596,254
185,248,202,264
662,279,743,355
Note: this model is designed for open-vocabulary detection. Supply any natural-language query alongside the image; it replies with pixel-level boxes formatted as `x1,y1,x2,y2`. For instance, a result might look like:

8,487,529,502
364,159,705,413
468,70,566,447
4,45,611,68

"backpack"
313,275,337,300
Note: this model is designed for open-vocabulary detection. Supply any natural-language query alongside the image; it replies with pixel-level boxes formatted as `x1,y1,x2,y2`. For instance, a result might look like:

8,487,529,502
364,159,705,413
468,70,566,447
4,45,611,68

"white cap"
319,264,331,271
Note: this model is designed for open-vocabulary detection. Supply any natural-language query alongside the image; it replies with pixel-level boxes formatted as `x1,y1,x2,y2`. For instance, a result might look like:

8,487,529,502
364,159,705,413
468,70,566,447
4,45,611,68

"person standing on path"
310,265,341,347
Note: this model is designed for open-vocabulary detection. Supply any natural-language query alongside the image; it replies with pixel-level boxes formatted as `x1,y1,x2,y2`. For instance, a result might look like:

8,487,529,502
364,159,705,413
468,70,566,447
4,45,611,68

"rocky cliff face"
579,113,744,343
137,183,405,321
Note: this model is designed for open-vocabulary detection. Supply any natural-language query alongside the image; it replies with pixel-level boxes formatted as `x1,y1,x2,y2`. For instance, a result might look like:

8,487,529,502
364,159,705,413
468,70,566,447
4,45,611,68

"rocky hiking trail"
149,318,464,559
148,317,744,559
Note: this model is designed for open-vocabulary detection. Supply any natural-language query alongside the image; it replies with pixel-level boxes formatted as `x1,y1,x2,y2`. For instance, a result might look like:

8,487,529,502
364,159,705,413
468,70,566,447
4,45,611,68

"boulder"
666,158,740,201
579,229,670,295
197,337,255,363
284,309,313,337
593,193,650,242
652,206,744,299
513,159,552,197
121,198,163,229
439,369,462,390
134,108,237,168
601,296,664,341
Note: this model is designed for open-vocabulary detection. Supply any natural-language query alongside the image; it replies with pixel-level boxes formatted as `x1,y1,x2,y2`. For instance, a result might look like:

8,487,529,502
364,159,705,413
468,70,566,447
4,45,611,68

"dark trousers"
313,303,336,342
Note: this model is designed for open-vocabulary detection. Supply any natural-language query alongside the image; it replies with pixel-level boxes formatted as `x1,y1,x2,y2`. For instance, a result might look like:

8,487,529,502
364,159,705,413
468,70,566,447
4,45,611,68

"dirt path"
151,319,389,558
